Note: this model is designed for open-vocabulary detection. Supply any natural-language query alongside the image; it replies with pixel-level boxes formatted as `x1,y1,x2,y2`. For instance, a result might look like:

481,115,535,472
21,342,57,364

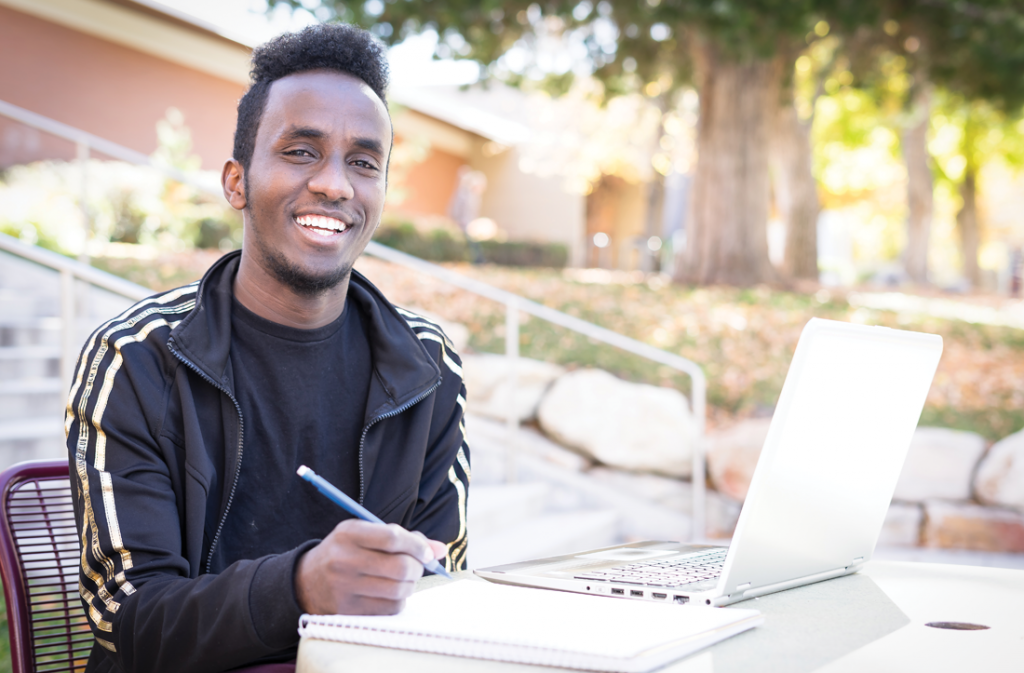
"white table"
296,561,1024,673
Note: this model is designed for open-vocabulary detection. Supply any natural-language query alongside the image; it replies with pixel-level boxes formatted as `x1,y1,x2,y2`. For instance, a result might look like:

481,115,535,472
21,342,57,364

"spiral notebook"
298,580,762,672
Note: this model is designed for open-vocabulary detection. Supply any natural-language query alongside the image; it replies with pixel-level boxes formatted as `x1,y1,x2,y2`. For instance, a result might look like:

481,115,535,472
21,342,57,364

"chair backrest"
0,460,92,673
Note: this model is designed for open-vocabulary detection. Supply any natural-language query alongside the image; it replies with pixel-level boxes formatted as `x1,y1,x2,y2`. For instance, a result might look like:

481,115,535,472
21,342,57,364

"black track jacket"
66,251,470,672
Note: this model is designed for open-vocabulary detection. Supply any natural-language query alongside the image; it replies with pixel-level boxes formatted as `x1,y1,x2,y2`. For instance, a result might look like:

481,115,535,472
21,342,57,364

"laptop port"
673,595,689,604
630,590,644,597
652,593,667,600
611,588,624,595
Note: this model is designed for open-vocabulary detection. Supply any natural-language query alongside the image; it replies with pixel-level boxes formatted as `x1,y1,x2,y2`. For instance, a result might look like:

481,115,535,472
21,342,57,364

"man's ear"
222,159,246,210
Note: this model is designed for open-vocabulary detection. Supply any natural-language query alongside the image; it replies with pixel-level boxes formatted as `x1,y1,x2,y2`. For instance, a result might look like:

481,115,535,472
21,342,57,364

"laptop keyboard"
574,548,726,588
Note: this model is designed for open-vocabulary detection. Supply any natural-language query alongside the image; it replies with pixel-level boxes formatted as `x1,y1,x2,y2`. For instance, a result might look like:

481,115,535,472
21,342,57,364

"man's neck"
233,254,350,330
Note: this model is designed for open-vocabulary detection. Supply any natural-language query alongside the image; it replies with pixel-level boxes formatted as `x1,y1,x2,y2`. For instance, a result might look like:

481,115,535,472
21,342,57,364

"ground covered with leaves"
100,251,1024,441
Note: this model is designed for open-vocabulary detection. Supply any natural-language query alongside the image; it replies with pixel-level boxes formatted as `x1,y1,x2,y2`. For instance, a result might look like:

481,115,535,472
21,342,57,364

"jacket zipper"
356,379,441,504
167,338,245,574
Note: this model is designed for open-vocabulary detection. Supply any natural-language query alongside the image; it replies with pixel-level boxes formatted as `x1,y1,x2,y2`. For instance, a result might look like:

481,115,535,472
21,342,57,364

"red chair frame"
0,460,91,673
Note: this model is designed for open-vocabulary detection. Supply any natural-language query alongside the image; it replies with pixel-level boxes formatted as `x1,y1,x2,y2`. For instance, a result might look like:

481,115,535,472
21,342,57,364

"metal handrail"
0,232,152,408
0,99,216,196
362,241,708,538
0,233,152,301
0,99,709,540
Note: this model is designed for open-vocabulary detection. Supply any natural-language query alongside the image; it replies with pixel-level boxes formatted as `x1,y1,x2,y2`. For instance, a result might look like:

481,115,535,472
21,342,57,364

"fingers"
427,539,447,560
345,521,434,563
410,531,448,561
295,520,445,616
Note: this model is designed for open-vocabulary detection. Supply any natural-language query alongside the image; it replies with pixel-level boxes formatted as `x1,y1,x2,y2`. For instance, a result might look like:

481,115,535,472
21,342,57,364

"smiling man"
66,24,469,673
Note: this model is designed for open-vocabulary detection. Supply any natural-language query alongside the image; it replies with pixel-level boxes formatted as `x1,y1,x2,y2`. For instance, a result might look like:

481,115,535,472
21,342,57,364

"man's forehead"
261,69,390,138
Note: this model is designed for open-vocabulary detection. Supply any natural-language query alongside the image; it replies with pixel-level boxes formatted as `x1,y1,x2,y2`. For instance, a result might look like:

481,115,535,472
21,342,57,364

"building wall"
0,3,246,170
389,110,470,219
390,108,586,264
472,146,585,266
585,175,648,269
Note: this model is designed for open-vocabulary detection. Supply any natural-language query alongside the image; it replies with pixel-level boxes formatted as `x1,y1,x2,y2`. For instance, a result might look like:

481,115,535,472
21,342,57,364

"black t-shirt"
212,296,373,570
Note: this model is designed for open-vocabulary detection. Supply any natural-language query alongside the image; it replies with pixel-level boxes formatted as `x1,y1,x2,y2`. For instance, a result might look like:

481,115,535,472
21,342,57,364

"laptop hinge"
739,566,851,601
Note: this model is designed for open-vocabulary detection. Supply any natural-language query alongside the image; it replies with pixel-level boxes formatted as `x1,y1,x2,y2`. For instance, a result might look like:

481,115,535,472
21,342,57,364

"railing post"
76,141,90,265
691,374,707,542
60,269,76,401
505,298,520,483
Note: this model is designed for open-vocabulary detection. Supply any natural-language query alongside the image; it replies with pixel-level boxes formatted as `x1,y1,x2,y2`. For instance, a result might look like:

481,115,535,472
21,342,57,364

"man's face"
240,69,391,295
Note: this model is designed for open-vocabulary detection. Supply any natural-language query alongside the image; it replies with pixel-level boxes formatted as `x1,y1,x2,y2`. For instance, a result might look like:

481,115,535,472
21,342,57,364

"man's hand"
295,519,447,615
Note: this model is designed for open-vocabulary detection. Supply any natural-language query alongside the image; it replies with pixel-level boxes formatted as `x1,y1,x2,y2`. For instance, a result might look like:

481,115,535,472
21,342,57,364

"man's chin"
266,255,350,298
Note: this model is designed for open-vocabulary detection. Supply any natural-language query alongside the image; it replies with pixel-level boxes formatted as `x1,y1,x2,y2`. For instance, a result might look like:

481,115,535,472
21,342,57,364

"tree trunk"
903,86,933,285
957,168,980,287
772,94,820,280
675,41,780,286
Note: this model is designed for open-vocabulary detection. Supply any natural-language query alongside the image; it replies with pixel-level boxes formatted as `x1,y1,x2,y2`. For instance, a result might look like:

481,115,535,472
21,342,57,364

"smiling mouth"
295,214,349,237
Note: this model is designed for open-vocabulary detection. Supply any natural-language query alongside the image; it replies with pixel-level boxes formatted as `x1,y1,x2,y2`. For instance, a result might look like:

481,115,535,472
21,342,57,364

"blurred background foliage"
0,108,241,257
272,0,1024,289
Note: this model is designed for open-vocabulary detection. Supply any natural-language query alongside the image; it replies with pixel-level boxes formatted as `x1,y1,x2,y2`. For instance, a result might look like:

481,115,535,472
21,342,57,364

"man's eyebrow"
279,126,326,142
353,137,385,155
278,127,384,156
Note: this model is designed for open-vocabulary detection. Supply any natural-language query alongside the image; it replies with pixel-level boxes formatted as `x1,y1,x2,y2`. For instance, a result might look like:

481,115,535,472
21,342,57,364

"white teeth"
296,214,348,232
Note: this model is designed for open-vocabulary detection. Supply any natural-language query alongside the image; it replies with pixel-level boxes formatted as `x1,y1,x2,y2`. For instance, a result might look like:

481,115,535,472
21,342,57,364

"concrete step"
467,418,695,541
470,509,620,569
0,317,62,348
0,416,63,441
0,316,62,329
469,483,551,533
0,436,67,472
0,346,61,360
0,346,62,379
0,377,63,394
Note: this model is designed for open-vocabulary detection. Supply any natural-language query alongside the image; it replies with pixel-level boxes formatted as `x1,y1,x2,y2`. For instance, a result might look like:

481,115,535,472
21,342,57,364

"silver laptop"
475,318,943,607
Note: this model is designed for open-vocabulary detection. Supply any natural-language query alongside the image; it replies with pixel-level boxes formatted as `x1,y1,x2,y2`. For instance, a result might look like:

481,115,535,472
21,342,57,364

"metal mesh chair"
0,460,92,673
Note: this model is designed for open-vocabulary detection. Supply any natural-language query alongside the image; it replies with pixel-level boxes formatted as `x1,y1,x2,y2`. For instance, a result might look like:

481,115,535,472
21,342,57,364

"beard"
256,242,350,297
244,183,351,297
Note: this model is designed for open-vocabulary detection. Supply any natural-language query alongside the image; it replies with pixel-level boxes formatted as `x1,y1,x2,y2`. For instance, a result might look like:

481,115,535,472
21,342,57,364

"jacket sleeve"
406,329,471,572
66,308,304,673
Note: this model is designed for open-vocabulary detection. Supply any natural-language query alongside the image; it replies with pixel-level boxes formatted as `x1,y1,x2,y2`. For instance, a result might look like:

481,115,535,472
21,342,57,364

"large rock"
537,369,694,478
877,502,922,547
587,467,741,538
892,427,986,503
706,418,771,501
465,412,592,475
974,430,1024,510
922,500,1024,552
461,355,565,422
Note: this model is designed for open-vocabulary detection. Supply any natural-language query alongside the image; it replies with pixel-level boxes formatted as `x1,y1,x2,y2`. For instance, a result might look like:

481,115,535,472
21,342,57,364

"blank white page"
299,580,762,670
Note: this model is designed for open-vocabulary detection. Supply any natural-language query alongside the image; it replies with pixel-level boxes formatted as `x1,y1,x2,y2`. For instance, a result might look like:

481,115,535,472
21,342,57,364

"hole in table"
925,622,989,631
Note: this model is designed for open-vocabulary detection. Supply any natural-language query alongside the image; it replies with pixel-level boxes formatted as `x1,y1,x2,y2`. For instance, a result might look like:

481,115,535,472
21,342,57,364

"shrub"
374,223,568,268
479,240,568,268
373,223,470,262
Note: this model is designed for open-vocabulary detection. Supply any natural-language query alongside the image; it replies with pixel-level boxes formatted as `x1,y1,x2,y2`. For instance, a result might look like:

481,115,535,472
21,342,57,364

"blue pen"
297,465,453,579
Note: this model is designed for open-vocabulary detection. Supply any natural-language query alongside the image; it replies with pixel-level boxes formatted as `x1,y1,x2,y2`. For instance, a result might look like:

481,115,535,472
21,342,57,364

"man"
66,24,469,673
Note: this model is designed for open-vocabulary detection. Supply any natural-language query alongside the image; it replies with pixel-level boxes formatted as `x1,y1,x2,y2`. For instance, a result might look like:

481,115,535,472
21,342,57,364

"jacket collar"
169,250,442,423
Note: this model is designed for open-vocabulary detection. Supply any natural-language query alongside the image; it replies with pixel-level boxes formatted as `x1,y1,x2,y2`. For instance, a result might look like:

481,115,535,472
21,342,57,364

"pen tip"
297,465,309,477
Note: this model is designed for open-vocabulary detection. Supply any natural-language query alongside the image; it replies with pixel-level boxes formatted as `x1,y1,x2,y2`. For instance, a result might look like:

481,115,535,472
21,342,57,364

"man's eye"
286,149,313,157
352,160,378,170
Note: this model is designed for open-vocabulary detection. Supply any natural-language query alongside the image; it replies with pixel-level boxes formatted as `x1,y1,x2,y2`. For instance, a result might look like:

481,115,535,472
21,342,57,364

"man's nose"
307,156,354,201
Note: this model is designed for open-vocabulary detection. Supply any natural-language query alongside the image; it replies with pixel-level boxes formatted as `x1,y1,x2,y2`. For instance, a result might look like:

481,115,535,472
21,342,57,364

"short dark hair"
232,23,390,171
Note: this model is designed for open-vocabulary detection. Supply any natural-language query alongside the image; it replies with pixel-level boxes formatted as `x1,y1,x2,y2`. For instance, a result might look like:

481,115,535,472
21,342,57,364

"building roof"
1,0,534,146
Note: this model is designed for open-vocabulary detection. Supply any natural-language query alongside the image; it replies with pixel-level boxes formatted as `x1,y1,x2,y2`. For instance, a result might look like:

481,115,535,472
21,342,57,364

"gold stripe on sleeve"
456,445,471,484
72,299,193,621
445,465,468,571
88,604,113,632
65,284,197,436
92,315,189,471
